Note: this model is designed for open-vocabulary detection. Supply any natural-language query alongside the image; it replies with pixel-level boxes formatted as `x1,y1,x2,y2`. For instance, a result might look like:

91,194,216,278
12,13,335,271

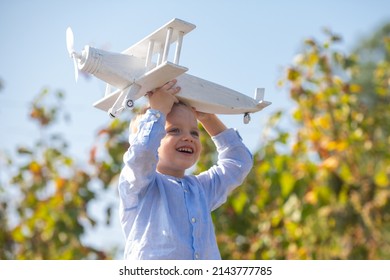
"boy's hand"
147,79,180,116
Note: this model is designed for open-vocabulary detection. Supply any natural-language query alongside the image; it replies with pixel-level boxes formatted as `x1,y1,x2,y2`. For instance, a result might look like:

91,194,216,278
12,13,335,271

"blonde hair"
130,106,149,134
130,101,192,135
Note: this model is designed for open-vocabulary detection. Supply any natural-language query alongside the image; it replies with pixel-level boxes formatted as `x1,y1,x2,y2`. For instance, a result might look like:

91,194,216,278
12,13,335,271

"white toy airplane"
66,18,271,123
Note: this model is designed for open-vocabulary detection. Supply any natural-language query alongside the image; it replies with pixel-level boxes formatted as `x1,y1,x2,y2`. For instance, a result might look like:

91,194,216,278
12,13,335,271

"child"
118,79,253,260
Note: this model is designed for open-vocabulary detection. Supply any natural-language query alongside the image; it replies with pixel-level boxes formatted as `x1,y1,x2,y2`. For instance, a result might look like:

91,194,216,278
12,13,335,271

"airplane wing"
93,61,188,111
122,18,196,59
94,69,271,115
175,74,272,114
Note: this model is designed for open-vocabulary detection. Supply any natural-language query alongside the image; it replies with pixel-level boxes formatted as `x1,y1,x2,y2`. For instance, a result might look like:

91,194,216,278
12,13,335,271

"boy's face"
157,104,201,178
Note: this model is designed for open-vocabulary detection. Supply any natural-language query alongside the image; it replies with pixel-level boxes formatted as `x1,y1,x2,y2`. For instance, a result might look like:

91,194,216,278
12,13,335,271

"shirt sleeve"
196,128,253,211
118,109,166,210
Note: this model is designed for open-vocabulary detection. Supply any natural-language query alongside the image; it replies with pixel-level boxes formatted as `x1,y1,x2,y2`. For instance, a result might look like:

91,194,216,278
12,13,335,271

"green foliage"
0,89,118,259
211,27,390,259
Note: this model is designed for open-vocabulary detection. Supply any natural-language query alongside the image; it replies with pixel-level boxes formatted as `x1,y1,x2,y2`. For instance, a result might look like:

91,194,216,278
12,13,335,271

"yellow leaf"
293,109,302,121
29,161,41,174
232,191,247,214
56,177,66,190
374,170,389,188
280,172,295,198
313,115,330,129
12,226,25,242
317,116,331,129
336,141,348,151
326,140,347,151
309,130,322,142
350,84,361,93
308,52,319,66
326,141,337,151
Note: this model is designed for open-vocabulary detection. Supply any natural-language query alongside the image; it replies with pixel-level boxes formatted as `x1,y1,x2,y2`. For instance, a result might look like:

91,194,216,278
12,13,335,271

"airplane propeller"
66,27,80,82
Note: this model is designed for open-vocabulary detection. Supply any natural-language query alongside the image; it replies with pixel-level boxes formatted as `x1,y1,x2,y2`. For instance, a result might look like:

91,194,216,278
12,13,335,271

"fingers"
163,79,177,88
148,80,180,96
155,79,181,101
163,79,180,94
147,79,181,116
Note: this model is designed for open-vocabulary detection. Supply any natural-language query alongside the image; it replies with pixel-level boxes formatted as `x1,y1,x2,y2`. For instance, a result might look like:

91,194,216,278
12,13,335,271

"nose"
182,131,194,142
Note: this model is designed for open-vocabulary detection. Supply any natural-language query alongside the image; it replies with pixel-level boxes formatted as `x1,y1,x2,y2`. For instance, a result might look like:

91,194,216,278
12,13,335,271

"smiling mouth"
176,147,194,154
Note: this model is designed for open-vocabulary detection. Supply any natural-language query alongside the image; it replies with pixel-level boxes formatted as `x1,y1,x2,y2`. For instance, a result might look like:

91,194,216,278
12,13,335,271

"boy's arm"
196,112,227,136
196,113,253,211
197,128,253,210
119,80,180,209
119,110,165,207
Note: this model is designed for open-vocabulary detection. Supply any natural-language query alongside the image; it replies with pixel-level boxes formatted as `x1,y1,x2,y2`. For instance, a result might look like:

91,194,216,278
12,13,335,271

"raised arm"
119,80,181,209
195,112,253,211
196,112,227,136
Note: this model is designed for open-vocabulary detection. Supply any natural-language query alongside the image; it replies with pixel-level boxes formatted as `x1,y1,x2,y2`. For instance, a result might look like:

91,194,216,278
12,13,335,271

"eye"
191,130,200,138
168,128,180,134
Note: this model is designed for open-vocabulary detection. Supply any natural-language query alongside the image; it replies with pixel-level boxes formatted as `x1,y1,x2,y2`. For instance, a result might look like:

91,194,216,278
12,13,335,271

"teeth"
177,147,193,154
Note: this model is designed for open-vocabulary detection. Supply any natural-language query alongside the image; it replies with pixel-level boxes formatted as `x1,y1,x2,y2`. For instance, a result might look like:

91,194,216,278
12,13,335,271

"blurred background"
1,0,389,259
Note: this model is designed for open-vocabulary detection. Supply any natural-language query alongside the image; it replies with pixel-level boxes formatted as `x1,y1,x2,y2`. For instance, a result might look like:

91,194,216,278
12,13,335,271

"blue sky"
1,0,390,257
2,0,390,155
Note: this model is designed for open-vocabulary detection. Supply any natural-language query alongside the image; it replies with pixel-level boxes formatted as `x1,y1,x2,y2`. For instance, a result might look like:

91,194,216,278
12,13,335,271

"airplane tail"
255,88,272,109
254,88,265,102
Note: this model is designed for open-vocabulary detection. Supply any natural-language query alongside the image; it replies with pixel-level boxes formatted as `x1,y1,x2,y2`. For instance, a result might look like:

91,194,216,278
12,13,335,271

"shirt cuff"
211,128,243,149
145,108,166,123
129,108,166,145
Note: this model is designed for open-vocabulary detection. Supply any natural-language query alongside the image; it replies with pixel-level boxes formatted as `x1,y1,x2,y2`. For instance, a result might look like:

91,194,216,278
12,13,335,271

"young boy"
118,79,253,260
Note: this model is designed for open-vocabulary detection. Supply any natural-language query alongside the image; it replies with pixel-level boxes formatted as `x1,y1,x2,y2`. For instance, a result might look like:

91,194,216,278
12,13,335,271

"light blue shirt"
118,109,253,260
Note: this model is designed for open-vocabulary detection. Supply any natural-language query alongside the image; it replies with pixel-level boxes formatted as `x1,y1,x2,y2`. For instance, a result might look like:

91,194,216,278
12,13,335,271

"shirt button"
155,112,161,118
195,253,199,259
191,217,196,223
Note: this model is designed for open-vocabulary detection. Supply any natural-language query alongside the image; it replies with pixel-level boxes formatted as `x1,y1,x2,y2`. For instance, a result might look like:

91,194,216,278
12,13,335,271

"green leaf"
280,172,295,198
231,191,248,214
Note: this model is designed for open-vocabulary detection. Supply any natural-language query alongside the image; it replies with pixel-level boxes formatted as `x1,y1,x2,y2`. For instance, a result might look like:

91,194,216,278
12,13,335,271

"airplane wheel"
125,99,134,108
108,108,117,119
243,113,251,124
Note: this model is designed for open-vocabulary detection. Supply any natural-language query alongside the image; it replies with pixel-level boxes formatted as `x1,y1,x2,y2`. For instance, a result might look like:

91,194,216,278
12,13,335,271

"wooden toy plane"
66,18,271,123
